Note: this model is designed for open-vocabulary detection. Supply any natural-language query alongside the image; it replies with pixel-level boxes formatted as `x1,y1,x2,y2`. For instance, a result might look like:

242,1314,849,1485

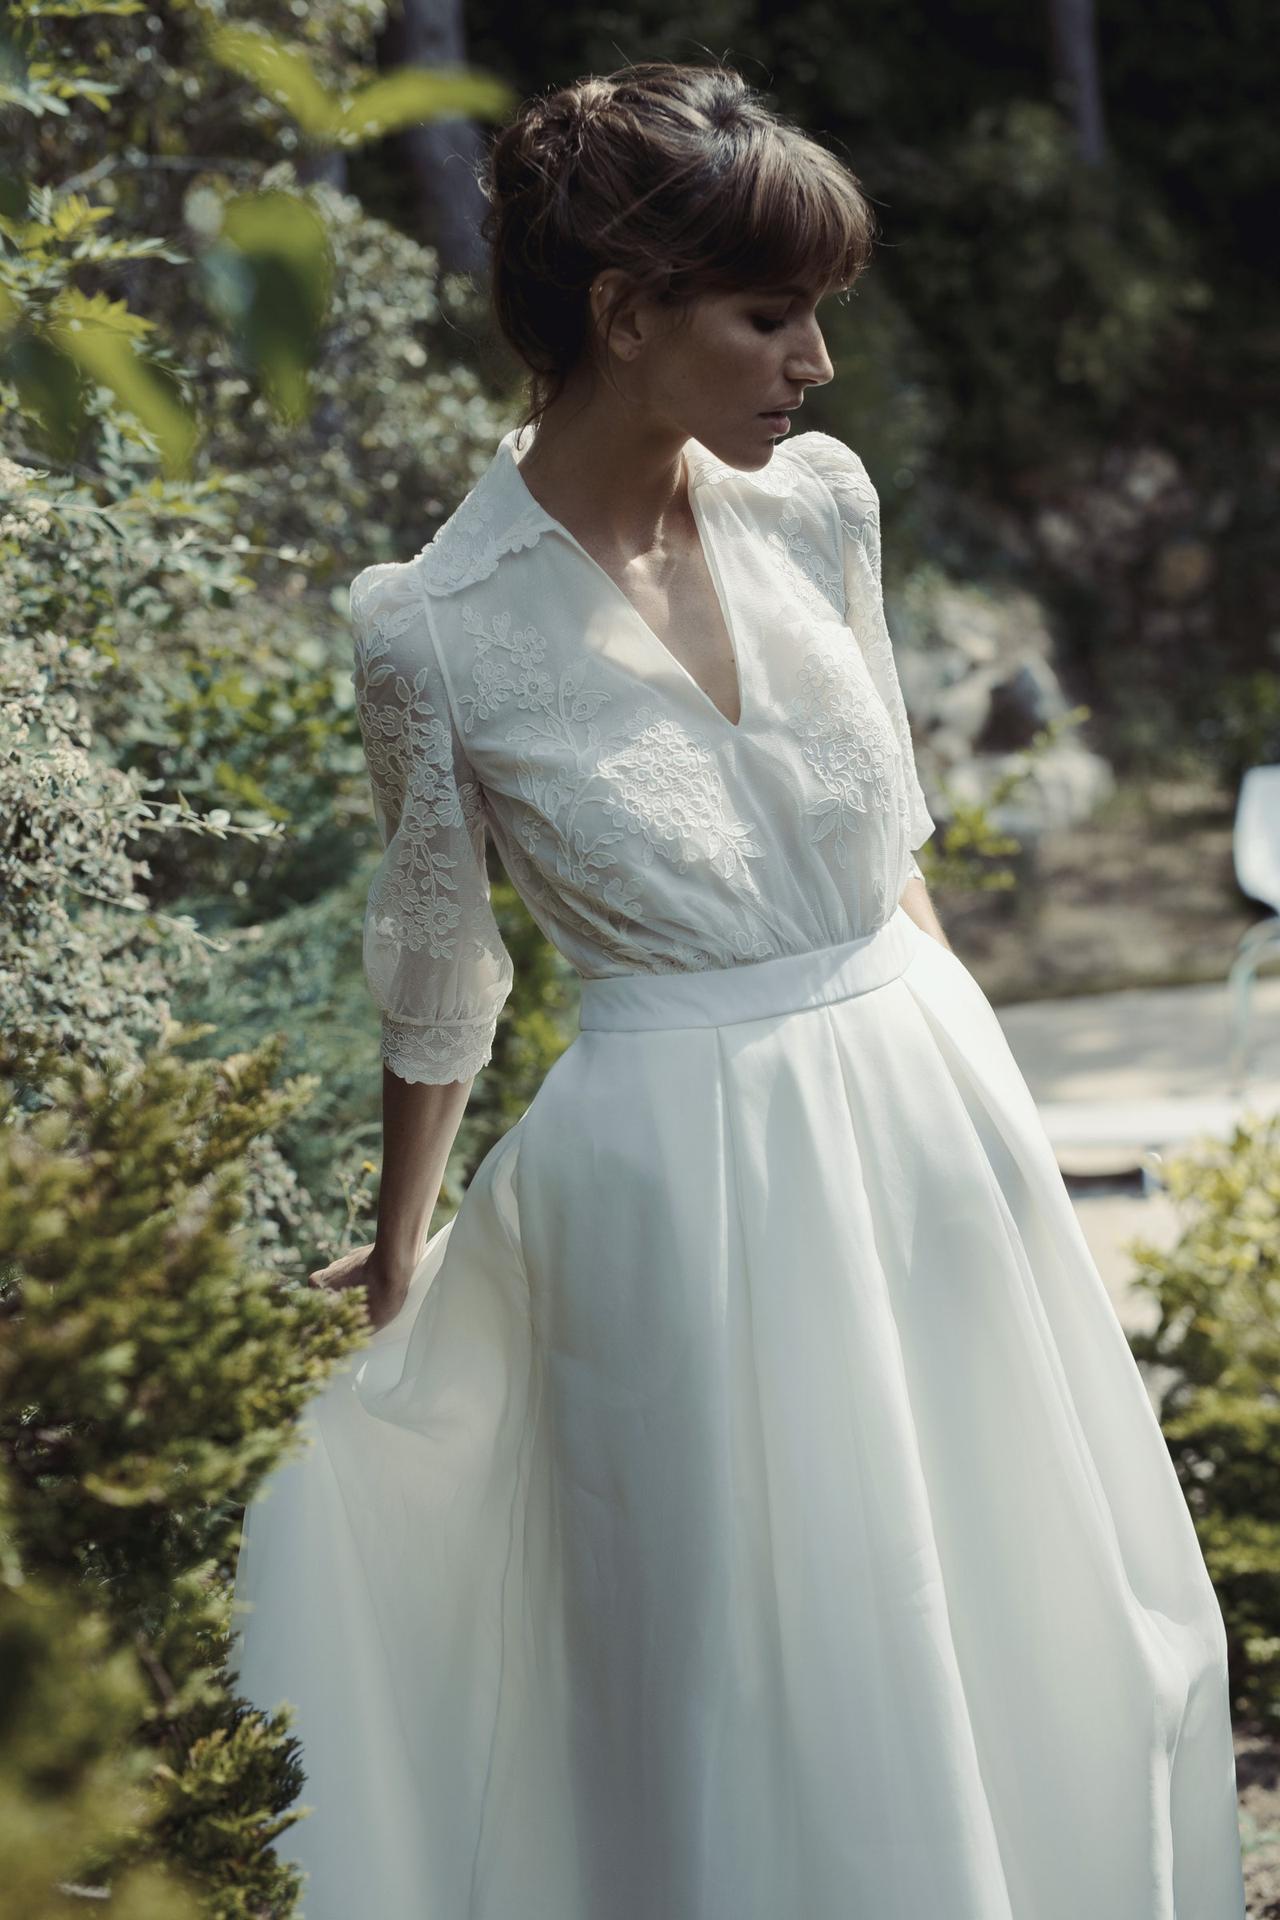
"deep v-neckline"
509,445,747,733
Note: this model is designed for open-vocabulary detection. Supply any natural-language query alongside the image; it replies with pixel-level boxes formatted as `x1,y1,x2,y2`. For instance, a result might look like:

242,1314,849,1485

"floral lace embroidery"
348,425,933,1051
454,605,553,736
351,571,512,1083
780,441,935,852
416,487,550,596
379,1014,498,1085
595,709,765,881
766,496,846,624
353,585,475,954
784,634,902,871
762,491,916,855
454,602,775,967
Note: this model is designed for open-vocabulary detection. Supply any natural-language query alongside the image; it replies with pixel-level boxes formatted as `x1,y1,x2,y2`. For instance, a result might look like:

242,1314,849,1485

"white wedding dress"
229,425,1247,1919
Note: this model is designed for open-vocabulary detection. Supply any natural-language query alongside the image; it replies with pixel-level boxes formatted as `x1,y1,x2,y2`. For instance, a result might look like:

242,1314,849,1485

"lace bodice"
349,426,936,1083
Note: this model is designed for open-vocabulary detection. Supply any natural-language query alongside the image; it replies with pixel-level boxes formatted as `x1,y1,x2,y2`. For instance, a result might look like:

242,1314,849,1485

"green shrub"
0,1040,371,1913
1126,1112,1280,1727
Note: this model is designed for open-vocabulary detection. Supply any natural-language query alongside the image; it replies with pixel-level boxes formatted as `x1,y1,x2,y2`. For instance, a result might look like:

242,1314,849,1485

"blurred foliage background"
2,0,1278,1910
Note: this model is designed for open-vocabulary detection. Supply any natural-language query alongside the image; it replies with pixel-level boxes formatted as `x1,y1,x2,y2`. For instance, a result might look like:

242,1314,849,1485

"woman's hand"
307,1240,413,1332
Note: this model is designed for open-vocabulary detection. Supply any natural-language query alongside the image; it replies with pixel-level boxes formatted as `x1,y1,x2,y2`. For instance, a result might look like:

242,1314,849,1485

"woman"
230,59,1247,1920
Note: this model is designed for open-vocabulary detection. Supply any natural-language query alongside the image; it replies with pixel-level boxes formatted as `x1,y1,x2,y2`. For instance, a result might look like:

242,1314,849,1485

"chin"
710,438,780,472
686,423,783,473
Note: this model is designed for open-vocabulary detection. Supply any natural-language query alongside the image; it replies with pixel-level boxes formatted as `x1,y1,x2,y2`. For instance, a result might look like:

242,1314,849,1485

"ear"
589,268,652,365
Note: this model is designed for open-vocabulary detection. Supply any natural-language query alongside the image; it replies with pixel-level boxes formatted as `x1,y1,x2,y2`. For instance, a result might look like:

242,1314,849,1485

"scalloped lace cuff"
379,1015,498,1086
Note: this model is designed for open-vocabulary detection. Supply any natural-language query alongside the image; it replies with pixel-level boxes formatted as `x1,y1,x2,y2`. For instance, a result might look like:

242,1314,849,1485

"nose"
789,320,835,389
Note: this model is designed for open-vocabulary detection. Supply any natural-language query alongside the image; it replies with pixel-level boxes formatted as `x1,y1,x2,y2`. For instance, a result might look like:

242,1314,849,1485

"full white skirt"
229,908,1247,1919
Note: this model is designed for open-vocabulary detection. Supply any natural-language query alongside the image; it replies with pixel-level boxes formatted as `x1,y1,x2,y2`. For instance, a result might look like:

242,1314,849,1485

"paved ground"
992,970,1280,1336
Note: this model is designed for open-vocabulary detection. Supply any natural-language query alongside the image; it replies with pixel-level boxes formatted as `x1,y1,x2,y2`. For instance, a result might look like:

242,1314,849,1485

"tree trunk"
1047,0,1108,167
395,0,492,278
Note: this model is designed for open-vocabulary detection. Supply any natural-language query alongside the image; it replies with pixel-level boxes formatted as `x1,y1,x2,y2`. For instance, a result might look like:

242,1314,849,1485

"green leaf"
201,190,333,426
204,23,514,147
330,66,516,145
45,288,198,475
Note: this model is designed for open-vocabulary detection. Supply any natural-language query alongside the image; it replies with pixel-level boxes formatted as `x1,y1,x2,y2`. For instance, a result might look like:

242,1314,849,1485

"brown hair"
479,60,877,432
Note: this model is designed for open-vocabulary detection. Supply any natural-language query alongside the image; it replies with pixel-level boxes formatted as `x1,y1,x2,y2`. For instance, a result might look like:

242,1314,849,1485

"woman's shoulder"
690,427,877,530
351,439,553,615
783,430,879,518
348,558,424,647
346,559,450,701
411,473,550,600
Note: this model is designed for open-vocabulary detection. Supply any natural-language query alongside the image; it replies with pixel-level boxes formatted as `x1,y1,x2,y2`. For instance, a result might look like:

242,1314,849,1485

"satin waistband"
577,907,921,1033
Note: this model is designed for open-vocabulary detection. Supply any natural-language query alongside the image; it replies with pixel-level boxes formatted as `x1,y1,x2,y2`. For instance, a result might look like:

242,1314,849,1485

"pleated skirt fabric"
229,905,1247,1920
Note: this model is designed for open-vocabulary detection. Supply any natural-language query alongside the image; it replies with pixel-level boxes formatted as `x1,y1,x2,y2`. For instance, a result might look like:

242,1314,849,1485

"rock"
930,666,1001,741
975,656,1071,753
935,742,1114,838
925,581,1054,665
895,569,1112,844
921,724,978,768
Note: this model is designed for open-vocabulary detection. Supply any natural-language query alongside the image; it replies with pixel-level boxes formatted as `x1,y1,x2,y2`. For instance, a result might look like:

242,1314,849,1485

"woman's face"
600,280,838,470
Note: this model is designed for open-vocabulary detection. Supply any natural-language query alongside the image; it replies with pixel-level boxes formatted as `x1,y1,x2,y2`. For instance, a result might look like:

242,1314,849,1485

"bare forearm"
374,1064,473,1280
900,871,952,950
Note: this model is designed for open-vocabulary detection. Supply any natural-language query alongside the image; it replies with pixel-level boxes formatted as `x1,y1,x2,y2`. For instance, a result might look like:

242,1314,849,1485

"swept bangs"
671,126,877,304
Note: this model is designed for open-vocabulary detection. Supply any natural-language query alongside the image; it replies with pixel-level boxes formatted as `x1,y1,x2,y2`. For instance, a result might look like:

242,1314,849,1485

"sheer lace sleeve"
791,432,936,863
349,562,514,1085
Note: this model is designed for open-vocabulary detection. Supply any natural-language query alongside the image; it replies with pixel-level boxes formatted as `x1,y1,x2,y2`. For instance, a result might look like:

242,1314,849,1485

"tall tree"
1048,0,1109,164
393,0,493,274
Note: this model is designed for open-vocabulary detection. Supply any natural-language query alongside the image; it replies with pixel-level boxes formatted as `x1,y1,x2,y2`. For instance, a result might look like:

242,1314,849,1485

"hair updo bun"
478,59,876,432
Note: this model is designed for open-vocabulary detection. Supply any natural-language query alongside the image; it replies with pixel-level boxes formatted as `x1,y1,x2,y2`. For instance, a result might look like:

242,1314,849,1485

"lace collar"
414,422,800,597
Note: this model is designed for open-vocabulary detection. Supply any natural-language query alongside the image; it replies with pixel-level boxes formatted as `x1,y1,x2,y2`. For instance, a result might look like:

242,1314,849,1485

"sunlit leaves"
198,190,333,427
204,22,338,138
0,11,125,118
328,64,515,146
1,11,515,469
1,178,338,464
205,22,514,147
44,287,199,472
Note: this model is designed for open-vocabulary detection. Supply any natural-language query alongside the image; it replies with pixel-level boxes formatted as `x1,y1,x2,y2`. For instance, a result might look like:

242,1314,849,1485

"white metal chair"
1228,763,1280,1081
